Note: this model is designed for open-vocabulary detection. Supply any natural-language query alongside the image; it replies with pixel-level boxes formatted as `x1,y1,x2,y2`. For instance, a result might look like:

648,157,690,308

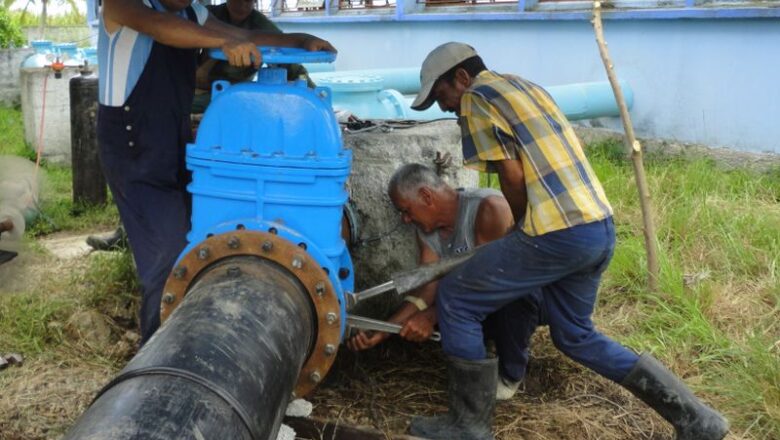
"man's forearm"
104,1,230,49
496,160,528,223
502,184,527,224
207,18,307,48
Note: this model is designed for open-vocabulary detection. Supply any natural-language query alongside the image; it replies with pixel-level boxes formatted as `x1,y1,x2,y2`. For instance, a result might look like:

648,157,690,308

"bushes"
0,8,25,49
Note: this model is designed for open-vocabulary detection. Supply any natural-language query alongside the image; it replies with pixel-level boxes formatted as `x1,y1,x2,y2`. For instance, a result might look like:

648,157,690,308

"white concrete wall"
279,19,780,154
0,49,33,106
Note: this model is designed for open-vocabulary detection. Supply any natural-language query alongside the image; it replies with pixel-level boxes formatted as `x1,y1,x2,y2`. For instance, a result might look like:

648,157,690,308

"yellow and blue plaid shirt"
460,71,613,236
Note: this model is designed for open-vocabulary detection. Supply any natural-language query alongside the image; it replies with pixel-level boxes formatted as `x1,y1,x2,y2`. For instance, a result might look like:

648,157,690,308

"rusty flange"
161,230,341,397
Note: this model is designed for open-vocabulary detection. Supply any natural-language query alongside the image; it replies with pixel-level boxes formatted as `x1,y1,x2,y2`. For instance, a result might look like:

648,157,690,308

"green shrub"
0,8,25,48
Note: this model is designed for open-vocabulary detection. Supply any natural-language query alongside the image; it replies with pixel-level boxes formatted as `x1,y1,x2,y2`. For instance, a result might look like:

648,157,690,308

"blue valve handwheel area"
208,46,336,64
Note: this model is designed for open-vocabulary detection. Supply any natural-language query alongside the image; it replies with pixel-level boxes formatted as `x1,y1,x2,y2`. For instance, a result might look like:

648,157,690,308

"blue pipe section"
314,69,632,121
311,67,421,94
549,80,633,120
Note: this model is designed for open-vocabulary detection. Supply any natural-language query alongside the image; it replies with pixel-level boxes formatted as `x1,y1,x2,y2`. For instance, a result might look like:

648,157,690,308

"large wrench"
346,314,441,342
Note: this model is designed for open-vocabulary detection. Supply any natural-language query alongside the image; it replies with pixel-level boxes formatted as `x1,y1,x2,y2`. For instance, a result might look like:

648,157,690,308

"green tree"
0,8,25,48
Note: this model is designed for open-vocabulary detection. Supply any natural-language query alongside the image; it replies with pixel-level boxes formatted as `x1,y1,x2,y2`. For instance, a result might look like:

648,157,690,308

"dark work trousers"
482,290,543,383
437,217,639,383
97,9,198,344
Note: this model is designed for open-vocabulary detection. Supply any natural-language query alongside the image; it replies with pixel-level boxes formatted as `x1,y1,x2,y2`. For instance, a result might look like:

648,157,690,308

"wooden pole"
591,1,660,291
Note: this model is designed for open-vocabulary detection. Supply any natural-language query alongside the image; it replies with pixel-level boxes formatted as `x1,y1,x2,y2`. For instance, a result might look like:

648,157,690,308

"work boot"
86,226,128,251
409,356,497,440
621,353,729,440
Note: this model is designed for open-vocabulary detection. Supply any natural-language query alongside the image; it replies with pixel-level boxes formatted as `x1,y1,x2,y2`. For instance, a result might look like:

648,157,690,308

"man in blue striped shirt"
97,0,335,345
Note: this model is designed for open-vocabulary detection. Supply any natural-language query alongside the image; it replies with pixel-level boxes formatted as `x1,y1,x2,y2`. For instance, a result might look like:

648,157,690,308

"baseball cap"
411,42,478,111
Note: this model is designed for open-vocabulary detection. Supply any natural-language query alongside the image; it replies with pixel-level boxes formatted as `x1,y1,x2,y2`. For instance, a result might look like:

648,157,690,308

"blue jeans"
483,291,542,382
437,218,638,383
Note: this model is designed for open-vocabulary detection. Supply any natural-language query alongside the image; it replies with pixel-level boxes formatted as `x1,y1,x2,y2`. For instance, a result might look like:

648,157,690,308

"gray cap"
411,42,478,111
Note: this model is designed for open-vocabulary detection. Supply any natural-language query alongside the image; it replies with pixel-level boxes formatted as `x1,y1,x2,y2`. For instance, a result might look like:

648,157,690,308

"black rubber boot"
86,226,128,251
409,356,497,440
621,353,729,440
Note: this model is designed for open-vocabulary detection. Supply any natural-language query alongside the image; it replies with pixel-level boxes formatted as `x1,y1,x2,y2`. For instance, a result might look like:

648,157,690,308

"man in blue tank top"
97,0,335,345
348,164,542,401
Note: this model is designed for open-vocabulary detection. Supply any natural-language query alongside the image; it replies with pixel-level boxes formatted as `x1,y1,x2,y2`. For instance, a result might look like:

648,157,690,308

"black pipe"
63,256,316,440
70,68,106,206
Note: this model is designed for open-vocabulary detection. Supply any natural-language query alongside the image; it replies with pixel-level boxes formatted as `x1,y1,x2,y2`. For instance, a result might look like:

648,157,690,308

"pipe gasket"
161,230,341,397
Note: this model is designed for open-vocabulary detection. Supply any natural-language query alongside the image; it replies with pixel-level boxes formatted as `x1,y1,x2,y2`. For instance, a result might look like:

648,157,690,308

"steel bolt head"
173,266,187,279
162,292,176,304
227,236,240,249
197,247,210,260
326,312,337,325
262,241,273,252
315,281,326,297
292,256,304,269
324,344,336,356
227,266,241,277
310,371,321,383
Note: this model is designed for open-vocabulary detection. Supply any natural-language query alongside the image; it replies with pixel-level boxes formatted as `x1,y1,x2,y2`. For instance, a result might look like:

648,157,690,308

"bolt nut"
262,241,273,252
292,256,304,269
162,292,176,304
326,312,337,325
310,371,322,383
227,266,241,277
338,267,350,280
227,236,240,249
324,344,336,356
197,247,210,260
173,266,187,279
315,281,326,297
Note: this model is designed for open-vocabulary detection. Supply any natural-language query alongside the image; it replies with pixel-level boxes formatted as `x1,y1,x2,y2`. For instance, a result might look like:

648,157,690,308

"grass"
0,106,119,236
1,103,778,438
1,104,131,352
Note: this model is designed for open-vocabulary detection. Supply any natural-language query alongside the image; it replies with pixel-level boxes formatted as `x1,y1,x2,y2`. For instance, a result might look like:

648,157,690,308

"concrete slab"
39,231,113,260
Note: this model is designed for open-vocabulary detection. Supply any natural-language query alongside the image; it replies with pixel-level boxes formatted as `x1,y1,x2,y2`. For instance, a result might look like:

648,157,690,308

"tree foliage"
0,8,25,48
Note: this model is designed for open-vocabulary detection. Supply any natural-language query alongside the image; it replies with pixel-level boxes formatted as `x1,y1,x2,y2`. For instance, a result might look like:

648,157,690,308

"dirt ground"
0,235,747,440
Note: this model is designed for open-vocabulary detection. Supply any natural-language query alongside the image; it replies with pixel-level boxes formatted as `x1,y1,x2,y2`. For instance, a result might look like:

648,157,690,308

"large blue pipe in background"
311,68,632,121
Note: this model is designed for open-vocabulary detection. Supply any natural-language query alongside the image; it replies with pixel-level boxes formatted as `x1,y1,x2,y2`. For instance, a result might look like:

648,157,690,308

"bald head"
388,164,448,201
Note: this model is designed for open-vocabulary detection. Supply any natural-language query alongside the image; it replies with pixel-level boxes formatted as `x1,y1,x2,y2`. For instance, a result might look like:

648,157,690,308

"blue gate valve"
161,46,350,398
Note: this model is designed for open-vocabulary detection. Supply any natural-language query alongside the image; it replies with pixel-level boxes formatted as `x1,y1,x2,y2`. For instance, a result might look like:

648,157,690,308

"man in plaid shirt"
407,42,728,440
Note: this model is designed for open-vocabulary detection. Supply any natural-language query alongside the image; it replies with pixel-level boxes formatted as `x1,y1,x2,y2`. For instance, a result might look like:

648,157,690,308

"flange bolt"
324,344,336,356
173,266,187,279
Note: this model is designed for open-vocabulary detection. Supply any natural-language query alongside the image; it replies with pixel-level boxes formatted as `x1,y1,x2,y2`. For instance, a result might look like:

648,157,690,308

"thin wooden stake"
592,1,660,291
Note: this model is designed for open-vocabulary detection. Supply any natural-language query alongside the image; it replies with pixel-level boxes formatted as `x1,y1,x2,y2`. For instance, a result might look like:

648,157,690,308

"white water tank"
20,41,84,165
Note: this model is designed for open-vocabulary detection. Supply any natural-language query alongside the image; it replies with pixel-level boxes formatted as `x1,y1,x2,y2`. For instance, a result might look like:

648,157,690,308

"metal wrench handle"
346,314,441,342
